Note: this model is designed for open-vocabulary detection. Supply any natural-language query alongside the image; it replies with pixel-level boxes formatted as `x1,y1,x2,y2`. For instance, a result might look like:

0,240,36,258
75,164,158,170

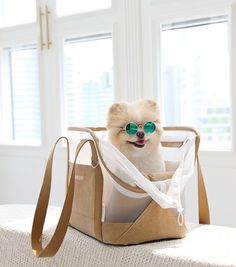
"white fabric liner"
68,129,196,222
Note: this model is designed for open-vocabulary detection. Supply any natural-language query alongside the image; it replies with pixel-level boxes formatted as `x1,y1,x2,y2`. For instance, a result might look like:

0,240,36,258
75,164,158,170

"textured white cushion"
0,204,236,267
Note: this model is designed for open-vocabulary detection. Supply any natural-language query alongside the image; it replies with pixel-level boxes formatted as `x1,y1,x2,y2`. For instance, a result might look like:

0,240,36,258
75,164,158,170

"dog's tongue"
134,140,145,145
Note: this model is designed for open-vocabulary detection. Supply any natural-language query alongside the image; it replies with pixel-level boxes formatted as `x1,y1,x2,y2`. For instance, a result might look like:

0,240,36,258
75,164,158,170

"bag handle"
31,137,98,257
197,155,210,224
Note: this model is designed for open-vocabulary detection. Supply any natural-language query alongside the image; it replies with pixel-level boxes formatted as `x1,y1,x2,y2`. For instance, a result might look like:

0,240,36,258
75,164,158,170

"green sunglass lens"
144,122,156,134
126,122,138,135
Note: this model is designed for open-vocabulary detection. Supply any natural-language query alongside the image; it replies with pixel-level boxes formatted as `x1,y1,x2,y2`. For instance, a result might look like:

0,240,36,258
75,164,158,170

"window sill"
0,144,46,158
0,141,41,146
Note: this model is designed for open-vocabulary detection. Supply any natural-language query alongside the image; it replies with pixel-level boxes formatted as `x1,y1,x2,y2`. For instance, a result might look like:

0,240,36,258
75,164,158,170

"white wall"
0,149,67,207
0,156,45,204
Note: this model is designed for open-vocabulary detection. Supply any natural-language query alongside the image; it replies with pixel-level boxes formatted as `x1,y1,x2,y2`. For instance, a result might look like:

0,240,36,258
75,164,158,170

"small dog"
106,99,166,180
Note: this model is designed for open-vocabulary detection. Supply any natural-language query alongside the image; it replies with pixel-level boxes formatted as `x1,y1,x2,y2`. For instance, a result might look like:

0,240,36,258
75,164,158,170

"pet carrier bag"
31,126,210,257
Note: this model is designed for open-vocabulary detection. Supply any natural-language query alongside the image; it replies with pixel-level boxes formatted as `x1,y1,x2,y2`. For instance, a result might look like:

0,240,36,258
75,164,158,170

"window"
0,0,115,147
0,0,40,146
0,0,36,27
0,0,235,153
0,46,41,145
161,16,231,150
63,34,114,128
56,0,111,17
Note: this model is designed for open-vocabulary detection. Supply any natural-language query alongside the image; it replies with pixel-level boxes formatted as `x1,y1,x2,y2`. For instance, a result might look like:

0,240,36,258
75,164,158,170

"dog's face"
106,99,163,158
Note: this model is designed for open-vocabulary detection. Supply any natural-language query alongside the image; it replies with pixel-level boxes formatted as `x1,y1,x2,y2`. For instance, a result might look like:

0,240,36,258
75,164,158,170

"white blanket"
0,204,236,267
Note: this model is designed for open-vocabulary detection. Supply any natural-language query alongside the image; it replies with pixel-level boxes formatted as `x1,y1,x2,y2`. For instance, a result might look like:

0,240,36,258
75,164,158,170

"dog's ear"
139,99,159,111
108,102,128,115
107,102,128,128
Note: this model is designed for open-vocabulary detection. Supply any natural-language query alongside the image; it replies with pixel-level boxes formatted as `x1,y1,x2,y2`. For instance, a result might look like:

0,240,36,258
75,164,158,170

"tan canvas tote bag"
31,126,210,258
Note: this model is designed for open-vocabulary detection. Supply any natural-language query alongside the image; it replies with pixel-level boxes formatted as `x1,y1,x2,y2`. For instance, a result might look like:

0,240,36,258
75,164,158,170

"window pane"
63,34,113,128
8,46,41,144
161,16,231,150
0,0,36,27
57,0,111,17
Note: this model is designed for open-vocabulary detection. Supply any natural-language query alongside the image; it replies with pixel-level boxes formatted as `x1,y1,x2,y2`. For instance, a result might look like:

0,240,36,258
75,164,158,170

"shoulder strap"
31,137,98,258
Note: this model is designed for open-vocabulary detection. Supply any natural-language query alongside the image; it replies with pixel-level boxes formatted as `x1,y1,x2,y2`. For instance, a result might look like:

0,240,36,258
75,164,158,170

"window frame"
141,0,236,167
48,0,118,138
161,16,231,151
0,0,122,154
62,33,114,130
1,0,235,164
0,20,43,148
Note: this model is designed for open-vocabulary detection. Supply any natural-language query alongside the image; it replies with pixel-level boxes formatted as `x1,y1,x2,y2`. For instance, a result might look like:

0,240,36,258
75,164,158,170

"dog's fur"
106,99,166,178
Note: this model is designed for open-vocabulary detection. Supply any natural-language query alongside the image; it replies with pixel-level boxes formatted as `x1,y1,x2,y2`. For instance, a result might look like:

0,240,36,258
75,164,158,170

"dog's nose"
136,131,144,139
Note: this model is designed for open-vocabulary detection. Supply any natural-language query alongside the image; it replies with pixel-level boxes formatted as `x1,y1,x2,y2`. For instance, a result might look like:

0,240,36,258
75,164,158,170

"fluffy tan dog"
106,99,166,179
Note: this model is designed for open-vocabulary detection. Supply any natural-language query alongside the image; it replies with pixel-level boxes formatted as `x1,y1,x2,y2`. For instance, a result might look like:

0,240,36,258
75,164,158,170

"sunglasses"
123,121,157,135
